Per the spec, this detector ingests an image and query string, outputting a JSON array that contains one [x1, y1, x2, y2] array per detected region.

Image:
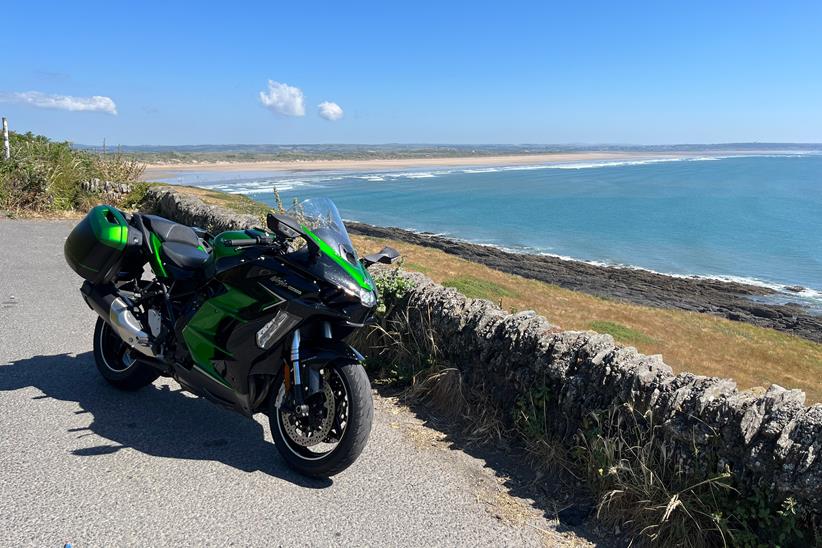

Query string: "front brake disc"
[[280, 378, 336, 447]]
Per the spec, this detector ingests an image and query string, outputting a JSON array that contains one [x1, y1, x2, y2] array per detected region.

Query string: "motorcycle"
[[64, 197, 399, 477]]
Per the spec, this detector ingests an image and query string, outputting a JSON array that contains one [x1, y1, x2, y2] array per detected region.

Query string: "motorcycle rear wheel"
[[269, 361, 373, 477], [92, 318, 159, 391]]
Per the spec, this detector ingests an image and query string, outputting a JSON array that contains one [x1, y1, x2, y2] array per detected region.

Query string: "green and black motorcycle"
[[64, 197, 399, 477]]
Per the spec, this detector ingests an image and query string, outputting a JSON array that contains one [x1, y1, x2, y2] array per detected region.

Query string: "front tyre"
[[269, 361, 373, 477], [92, 318, 159, 391]]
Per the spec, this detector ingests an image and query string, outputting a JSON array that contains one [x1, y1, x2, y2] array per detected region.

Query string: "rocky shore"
[[347, 222, 822, 343]]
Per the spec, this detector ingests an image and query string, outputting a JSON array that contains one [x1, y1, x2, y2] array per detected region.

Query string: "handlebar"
[[223, 235, 275, 247]]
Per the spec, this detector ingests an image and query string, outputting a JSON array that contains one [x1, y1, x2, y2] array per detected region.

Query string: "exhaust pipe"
[[80, 281, 157, 357]]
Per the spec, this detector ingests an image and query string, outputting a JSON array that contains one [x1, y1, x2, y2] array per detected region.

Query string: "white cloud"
[[259, 80, 305, 117], [318, 101, 344, 121], [0, 91, 117, 114]]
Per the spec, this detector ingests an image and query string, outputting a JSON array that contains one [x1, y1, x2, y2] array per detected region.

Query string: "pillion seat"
[[143, 215, 210, 270]]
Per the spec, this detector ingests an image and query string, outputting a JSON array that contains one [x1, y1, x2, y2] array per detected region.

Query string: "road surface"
[[0, 218, 590, 547]]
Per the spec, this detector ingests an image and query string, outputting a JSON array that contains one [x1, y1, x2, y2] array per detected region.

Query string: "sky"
[[1, 1, 821, 146]]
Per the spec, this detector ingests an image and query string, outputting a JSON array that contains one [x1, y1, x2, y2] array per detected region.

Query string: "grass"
[[588, 320, 656, 345], [351, 234, 822, 403], [574, 407, 737, 547], [442, 276, 518, 300]]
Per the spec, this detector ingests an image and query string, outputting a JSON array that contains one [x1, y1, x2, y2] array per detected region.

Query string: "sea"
[[156, 154, 822, 314]]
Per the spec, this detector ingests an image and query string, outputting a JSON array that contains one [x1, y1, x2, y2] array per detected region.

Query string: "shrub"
[[0, 131, 145, 213]]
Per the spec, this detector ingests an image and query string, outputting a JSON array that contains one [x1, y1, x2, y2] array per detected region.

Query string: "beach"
[[143, 150, 707, 178]]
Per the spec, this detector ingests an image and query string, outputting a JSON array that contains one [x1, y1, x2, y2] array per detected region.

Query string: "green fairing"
[[148, 232, 168, 278], [302, 227, 373, 291], [182, 285, 256, 386], [88, 205, 128, 250]]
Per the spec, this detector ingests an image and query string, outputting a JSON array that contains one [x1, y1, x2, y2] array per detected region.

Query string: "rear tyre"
[[269, 361, 373, 477], [92, 318, 159, 391]]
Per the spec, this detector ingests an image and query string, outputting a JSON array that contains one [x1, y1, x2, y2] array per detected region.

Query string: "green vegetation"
[[403, 262, 431, 274], [588, 320, 656, 345], [442, 275, 518, 300], [0, 132, 145, 213], [352, 269, 426, 384]]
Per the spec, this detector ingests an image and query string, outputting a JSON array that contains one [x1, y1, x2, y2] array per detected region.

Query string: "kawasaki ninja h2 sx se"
[[64, 197, 399, 477]]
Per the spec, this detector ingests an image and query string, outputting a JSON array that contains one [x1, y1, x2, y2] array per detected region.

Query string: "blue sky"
[[1, 1, 821, 145]]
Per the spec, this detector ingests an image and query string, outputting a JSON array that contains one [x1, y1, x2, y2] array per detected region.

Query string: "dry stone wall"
[[378, 269, 821, 522]]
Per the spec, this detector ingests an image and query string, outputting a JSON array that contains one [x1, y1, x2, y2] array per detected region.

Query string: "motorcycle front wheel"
[[269, 361, 373, 477]]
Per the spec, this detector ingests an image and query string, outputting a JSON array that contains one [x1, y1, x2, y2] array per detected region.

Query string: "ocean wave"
[[200, 177, 316, 194], [462, 167, 501, 173], [403, 172, 438, 179], [380, 171, 446, 179]]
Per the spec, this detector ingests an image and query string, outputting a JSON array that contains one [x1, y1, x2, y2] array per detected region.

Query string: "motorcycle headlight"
[[359, 287, 376, 308]]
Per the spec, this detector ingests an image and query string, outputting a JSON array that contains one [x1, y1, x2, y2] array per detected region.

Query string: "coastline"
[[143, 150, 702, 178], [347, 221, 822, 344]]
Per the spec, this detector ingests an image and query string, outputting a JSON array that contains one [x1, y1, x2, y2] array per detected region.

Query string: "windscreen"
[[288, 198, 359, 266]]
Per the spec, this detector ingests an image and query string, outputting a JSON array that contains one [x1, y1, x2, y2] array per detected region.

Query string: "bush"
[[0, 131, 145, 213]]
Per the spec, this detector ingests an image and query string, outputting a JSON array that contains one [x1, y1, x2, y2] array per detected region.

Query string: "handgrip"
[[223, 235, 274, 247], [223, 238, 259, 247]]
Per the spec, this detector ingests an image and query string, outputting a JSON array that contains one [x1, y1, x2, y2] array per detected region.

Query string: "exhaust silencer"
[[80, 281, 157, 357]]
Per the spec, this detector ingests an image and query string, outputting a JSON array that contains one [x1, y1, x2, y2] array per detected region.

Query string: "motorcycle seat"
[[162, 241, 210, 269], [143, 215, 209, 270]]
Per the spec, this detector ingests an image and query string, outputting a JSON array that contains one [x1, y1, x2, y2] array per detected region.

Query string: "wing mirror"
[[362, 246, 401, 267], [266, 213, 301, 240]]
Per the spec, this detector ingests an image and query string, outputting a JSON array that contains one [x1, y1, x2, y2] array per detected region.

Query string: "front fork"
[[289, 323, 331, 416]]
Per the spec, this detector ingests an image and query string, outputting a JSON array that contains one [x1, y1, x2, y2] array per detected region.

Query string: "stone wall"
[[142, 186, 821, 530], [377, 268, 821, 526], [142, 186, 260, 234]]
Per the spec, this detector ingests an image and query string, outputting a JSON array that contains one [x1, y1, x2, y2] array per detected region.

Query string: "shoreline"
[[143, 150, 718, 178], [346, 221, 822, 344]]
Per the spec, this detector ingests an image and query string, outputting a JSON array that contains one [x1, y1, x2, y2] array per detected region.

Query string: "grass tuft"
[[588, 320, 656, 345], [442, 275, 518, 300], [575, 407, 734, 547]]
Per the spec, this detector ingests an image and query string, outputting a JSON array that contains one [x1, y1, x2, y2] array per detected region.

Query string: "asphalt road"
[[0, 219, 588, 547]]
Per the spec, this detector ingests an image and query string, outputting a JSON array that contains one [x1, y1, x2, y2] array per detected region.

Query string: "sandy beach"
[[142, 151, 695, 179]]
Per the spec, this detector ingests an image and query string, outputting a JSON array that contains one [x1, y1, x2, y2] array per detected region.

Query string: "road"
[[0, 219, 590, 547]]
